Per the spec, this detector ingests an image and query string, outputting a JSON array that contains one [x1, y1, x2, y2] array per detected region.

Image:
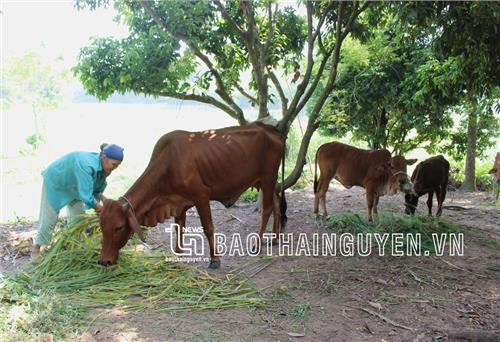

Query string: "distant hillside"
[[72, 85, 281, 111]]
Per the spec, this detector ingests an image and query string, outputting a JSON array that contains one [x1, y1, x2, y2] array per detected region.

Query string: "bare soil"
[[1, 185, 499, 342]]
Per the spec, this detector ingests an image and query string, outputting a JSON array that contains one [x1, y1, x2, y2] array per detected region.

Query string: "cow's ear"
[[125, 210, 145, 242], [406, 158, 418, 165]]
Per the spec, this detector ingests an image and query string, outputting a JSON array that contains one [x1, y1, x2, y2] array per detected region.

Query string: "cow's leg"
[[427, 191, 434, 216], [174, 208, 188, 254], [313, 180, 320, 214], [317, 175, 331, 217], [366, 189, 375, 222], [195, 199, 220, 269], [256, 186, 275, 250], [373, 195, 380, 216], [437, 185, 446, 216], [271, 193, 281, 245]]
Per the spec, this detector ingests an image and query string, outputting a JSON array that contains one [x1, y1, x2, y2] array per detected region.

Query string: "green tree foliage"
[[313, 1, 499, 189], [397, 1, 499, 97], [440, 96, 500, 163], [396, 1, 500, 191], [2, 52, 67, 150], [74, 0, 372, 188], [314, 32, 456, 155]]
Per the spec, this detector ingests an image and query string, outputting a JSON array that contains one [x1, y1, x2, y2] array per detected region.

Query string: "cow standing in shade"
[[404, 155, 450, 216], [98, 123, 287, 269], [313, 142, 416, 221]]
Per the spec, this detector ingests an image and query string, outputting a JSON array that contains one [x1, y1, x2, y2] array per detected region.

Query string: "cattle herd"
[[97, 123, 500, 269]]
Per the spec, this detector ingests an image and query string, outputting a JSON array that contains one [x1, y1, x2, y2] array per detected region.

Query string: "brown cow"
[[313, 142, 416, 221], [404, 155, 450, 216], [98, 123, 287, 269], [490, 152, 500, 200]]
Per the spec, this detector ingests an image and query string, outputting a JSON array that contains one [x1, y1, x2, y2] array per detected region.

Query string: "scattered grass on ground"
[[325, 211, 463, 254], [0, 216, 267, 340]]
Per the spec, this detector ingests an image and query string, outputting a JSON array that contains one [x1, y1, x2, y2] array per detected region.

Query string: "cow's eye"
[[116, 226, 124, 232]]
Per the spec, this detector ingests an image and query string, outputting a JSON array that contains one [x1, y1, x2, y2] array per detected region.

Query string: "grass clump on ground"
[[325, 211, 463, 254], [0, 216, 266, 340]]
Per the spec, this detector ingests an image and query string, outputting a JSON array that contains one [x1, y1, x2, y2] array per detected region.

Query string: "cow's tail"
[[313, 148, 319, 194], [280, 140, 288, 232]]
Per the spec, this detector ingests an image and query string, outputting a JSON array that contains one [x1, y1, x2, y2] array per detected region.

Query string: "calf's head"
[[389, 156, 417, 193], [404, 193, 419, 215], [98, 199, 145, 266]]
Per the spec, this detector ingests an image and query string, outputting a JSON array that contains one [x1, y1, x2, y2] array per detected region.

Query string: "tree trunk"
[[461, 104, 478, 192], [372, 109, 387, 149]]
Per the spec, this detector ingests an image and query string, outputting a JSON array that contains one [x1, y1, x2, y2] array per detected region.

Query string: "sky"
[[0, 1, 240, 221], [1, 1, 128, 68]]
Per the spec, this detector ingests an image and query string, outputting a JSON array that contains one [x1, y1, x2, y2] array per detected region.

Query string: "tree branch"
[[267, 67, 288, 116], [341, 1, 370, 41], [263, 1, 277, 55], [213, 0, 247, 40], [292, 47, 334, 122], [312, 0, 336, 43], [139, 0, 246, 124], [234, 83, 257, 105], [241, 0, 269, 119], [283, 1, 347, 188], [279, 0, 314, 132], [155, 91, 243, 123]]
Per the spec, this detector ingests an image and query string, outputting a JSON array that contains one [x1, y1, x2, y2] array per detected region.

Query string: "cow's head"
[[389, 156, 417, 194], [404, 193, 419, 215], [98, 199, 145, 266]]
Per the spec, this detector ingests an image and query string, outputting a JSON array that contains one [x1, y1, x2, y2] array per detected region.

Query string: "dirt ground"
[[1, 185, 499, 342]]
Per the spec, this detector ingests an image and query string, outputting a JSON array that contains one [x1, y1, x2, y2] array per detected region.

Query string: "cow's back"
[[412, 155, 450, 194], [150, 123, 283, 200], [317, 142, 391, 187]]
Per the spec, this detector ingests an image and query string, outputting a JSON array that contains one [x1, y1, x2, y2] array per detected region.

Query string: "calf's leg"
[[316, 174, 331, 217], [373, 195, 380, 215], [426, 192, 434, 216], [365, 189, 375, 222], [437, 185, 447, 216]]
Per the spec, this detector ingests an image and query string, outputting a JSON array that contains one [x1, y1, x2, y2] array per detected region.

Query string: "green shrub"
[[449, 161, 495, 190], [240, 188, 259, 202]]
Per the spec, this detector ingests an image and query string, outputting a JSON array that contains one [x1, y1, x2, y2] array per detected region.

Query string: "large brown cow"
[[490, 152, 500, 200], [404, 155, 450, 216], [98, 123, 287, 269], [313, 142, 416, 221]]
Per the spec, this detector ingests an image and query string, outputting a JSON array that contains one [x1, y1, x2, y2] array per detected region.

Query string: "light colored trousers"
[[35, 184, 86, 245]]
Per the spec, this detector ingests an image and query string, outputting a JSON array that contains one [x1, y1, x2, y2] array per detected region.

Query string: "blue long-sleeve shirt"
[[41, 152, 108, 212]]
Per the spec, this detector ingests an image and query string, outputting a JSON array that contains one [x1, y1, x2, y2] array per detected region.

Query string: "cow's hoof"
[[208, 260, 221, 269]]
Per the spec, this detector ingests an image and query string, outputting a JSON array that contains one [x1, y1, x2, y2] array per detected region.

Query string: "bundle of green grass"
[[0, 216, 265, 340], [325, 211, 463, 253]]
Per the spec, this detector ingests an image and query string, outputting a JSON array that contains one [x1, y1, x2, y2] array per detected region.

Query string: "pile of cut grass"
[[325, 211, 463, 253], [0, 216, 266, 340]]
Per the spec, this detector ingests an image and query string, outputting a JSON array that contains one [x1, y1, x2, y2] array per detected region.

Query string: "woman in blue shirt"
[[31, 143, 124, 257]]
